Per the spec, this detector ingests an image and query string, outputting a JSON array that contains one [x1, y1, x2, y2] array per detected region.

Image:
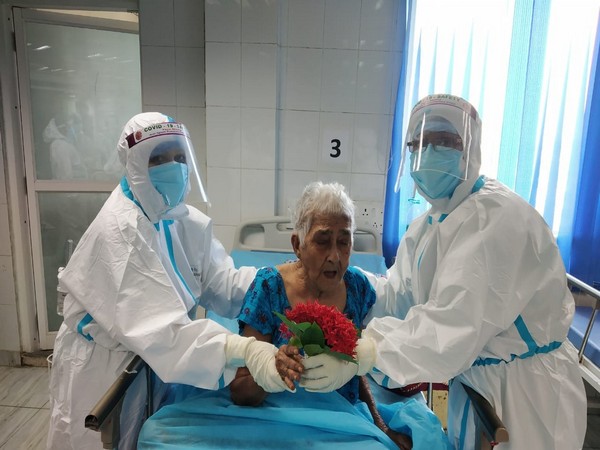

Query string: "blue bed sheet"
[[139, 386, 450, 450]]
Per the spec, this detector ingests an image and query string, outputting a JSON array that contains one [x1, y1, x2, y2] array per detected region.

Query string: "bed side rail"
[[461, 383, 509, 448], [233, 216, 382, 254], [567, 274, 600, 363], [85, 355, 148, 449]]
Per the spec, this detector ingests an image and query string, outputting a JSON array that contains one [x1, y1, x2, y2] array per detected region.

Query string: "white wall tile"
[[206, 106, 241, 168], [352, 113, 391, 175], [205, 43, 241, 107], [143, 104, 178, 119], [318, 112, 354, 172], [0, 256, 16, 305], [320, 49, 357, 113], [324, 0, 360, 49], [0, 208, 11, 256], [205, 0, 241, 43], [207, 167, 241, 225], [241, 108, 276, 170], [356, 50, 394, 114], [287, 0, 325, 48], [350, 172, 385, 201], [359, 0, 397, 51], [276, 170, 318, 216], [283, 48, 322, 111], [139, 0, 175, 47], [280, 110, 319, 171], [174, 0, 204, 47], [0, 305, 20, 350], [213, 225, 237, 253], [176, 47, 205, 107], [241, 44, 276, 108], [241, 169, 275, 219], [242, 0, 278, 44], [316, 171, 351, 189], [141, 46, 176, 106]]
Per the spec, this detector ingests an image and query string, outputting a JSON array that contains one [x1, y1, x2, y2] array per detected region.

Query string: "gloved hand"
[[225, 334, 294, 393], [300, 337, 377, 392]]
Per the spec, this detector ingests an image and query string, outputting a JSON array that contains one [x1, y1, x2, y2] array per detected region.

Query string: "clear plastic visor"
[[399, 113, 470, 182], [125, 122, 209, 205]]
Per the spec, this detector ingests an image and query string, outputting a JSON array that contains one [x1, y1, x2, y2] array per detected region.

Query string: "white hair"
[[292, 181, 356, 245]]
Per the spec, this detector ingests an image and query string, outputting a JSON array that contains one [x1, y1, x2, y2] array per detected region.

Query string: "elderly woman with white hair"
[[137, 181, 449, 450]]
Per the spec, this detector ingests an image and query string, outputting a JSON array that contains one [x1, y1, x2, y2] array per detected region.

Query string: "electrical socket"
[[355, 201, 384, 233]]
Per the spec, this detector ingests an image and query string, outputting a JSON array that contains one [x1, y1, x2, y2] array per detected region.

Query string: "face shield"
[[396, 95, 479, 205], [123, 120, 209, 222]]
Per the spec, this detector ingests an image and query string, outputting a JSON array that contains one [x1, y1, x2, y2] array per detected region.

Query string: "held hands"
[[225, 335, 303, 393], [300, 337, 377, 392]]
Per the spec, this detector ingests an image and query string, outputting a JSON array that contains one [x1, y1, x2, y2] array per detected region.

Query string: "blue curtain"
[[382, 0, 412, 268], [383, 0, 600, 286], [567, 14, 600, 287]]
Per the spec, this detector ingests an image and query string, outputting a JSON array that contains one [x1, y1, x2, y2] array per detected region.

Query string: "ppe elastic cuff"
[[225, 334, 255, 368], [356, 337, 377, 376]]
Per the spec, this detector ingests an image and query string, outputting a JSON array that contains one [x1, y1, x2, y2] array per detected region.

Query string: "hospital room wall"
[[139, 0, 404, 252]]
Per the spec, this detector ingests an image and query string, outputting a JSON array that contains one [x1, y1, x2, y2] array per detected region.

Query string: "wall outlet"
[[355, 201, 384, 233]]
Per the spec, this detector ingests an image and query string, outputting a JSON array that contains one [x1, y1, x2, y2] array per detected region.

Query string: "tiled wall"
[[204, 0, 403, 250], [138, 0, 209, 211], [140, 0, 403, 250]]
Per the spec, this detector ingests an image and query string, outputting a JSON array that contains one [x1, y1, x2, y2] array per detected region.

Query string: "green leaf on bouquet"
[[273, 311, 306, 337], [301, 322, 325, 347], [303, 343, 325, 356], [289, 336, 302, 348]]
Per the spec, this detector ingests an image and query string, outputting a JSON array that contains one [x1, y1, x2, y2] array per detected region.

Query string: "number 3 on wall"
[[330, 139, 341, 158]]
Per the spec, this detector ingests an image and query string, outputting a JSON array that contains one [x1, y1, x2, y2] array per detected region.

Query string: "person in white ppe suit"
[[301, 94, 587, 449], [47, 112, 301, 450]]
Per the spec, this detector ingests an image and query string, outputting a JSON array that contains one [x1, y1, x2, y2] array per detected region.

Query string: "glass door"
[[13, 8, 142, 349]]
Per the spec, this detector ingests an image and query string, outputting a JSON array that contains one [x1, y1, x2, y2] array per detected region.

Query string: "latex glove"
[[300, 337, 377, 392], [225, 334, 293, 393]]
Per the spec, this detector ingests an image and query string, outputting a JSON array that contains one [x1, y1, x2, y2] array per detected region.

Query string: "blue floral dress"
[[238, 265, 376, 404]]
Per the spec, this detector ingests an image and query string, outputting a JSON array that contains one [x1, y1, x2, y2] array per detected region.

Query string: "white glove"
[[300, 337, 377, 392], [225, 334, 293, 393]]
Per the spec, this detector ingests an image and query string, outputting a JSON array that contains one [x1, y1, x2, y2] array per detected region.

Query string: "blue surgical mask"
[[148, 161, 189, 208], [410, 145, 463, 199]]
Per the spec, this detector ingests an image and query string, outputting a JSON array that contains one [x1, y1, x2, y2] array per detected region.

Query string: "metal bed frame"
[[567, 274, 600, 393]]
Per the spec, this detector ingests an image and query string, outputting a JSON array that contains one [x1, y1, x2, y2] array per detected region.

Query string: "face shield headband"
[[125, 122, 209, 208]]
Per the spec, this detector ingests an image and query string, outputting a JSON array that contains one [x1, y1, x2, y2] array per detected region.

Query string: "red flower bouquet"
[[274, 301, 359, 363]]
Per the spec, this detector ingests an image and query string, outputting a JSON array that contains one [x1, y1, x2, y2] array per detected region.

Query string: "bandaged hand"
[[225, 334, 297, 393], [300, 337, 377, 392]]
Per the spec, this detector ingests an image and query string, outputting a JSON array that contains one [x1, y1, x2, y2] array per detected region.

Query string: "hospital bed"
[[85, 216, 509, 449], [566, 274, 600, 394]]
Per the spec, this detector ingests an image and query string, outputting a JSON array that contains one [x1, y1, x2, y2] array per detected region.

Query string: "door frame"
[[1, 1, 137, 351]]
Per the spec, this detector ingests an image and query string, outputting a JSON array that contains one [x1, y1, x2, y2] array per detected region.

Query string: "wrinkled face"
[[294, 213, 352, 294]]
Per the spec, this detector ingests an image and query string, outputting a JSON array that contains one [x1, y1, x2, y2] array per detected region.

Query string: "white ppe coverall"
[[364, 94, 587, 450], [47, 113, 256, 450]]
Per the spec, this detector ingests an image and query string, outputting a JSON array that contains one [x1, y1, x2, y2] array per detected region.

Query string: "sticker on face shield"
[[126, 122, 189, 149]]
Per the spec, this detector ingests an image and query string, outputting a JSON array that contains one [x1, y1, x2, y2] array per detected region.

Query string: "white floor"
[[0, 364, 599, 450], [0, 366, 49, 449]]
